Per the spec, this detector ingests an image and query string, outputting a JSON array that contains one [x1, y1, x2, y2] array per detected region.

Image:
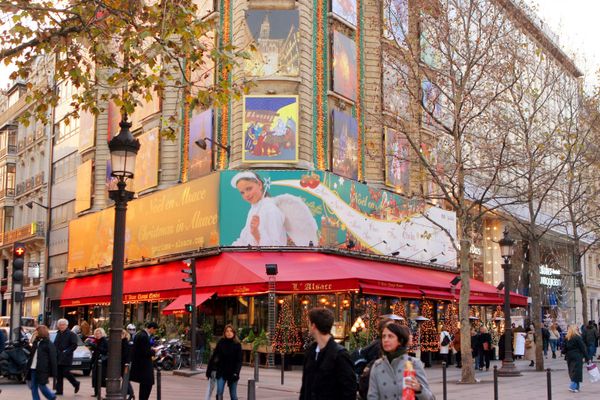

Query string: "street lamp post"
[[105, 115, 140, 400], [497, 227, 521, 377]]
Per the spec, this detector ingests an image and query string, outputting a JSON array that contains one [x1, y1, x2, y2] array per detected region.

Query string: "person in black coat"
[[206, 324, 242, 400], [53, 318, 80, 395], [130, 322, 158, 400], [476, 326, 492, 371], [26, 325, 58, 400], [121, 329, 134, 400], [565, 324, 590, 393], [300, 308, 357, 400], [87, 328, 108, 397]]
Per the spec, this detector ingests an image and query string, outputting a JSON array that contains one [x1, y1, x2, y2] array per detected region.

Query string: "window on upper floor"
[[52, 152, 78, 184], [49, 253, 68, 279], [6, 164, 15, 191], [50, 201, 75, 228], [3, 206, 13, 232], [54, 117, 80, 145]]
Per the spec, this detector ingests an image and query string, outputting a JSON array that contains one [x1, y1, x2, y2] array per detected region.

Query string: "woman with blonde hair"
[[26, 325, 57, 400], [564, 324, 589, 393], [88, 327, 108, 397]]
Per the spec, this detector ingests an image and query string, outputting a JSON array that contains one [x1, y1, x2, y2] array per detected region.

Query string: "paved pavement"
[[1, 356, 598, 399]]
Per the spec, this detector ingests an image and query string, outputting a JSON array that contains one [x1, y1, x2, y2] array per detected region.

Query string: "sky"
[[1, 2, 599, 90]]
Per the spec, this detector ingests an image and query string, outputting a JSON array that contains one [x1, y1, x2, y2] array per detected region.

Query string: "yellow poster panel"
[[74, 160, 93, 214], [132, 128, 159, 193], [68, 173, 220, 272]]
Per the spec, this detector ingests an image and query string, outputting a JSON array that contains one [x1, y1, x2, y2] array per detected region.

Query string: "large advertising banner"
[[220, 170, 457, 267], [68, 173, 220, 272]]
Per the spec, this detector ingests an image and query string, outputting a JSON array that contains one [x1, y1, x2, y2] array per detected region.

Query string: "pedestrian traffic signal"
[[185, 303, 194, 313], [12, 242, 25, 283], [182, 258, 196, 286]]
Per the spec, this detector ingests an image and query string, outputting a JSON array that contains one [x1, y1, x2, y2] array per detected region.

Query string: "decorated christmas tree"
[[273, 300, 302, 354], [420, 300, 439, 352], [442, 302, 459, 337], [392, 300, 408, 326], [364, 299, 380, 343]]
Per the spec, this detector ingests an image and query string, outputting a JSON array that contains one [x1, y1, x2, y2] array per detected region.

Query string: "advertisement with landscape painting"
[[188, 108, 214, 179], [244, 10, 299, 78], [242, 95, 298, 163], [220, 170, 456, 267], [332, 0, 357, 26], [331, 109, 359, 180], [332, 31, 357, 101], [384, 127, 411, 193]]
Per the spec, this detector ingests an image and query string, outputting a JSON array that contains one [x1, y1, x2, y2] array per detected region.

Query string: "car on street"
[[0, 316, 36, 340], [49, 330, 92, 376]]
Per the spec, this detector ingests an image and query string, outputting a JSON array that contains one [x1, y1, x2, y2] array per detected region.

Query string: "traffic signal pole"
[[10, 243, 26, 343], [182, 259, 197, 371]]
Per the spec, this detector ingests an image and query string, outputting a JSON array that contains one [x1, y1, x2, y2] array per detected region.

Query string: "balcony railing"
[[15, 171, 45, 196], [0, 188, 15, 200], [0, 221, 45, 246]]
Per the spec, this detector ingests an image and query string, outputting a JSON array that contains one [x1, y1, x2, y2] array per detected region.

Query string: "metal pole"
[[156, 368, 162, 400], [546, 369, 552, 400], [497, 258, 521, 376], [190, 259, 197, 371], [254, 351, 259, 382], [267, 276, 276, 367], [96, 358, 103, 400], [493, 365, 498, 400], [247, 379, 256, 400], [442, 361, 447, 400], [106, 179, 134, 399], [281, 353, 285, 385]]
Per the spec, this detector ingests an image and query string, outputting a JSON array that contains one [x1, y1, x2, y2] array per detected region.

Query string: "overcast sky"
[[1, 2, 598, 90]]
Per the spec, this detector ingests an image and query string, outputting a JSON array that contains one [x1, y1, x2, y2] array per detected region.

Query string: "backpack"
[[441, 333, 451, 347]]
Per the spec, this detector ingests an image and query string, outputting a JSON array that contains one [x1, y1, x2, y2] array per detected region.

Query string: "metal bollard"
[[546, 369, 552, 400], [96, 358, 102, 400], [442, 361, 447, 400], [280, 353, 285, 385], [156, 368, 162, 400], [247, 379, 256, 400], [493, 365, 498, 400], [254, 351, 259, 383]]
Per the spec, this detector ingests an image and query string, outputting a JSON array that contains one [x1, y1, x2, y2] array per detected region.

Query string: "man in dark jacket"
[[582, 320, 599, 360], [300, 308, 357, 400], [0, 328, 6, 353], [130, 321, 158, 400], [53, 318, 80, 395]]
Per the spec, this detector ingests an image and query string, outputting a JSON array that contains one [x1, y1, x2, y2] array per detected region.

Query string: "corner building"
[[52, 0, 535, 363]]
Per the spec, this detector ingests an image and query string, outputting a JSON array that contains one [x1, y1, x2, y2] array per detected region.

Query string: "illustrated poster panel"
[[220, 170, 457, 267], [332, 0, 357, 26], [383, 0, 408, 46], [332, 31, 357, 101], [331, 110, 358, 180], [244, 10, 299, 78], [422, 80, 442, 128], [242, 95, 298, 163], [133, 128, 159, 193], [193, 0, 215, 18], [384, 127, 410, 194], [188, 108, 213, 179], [382, 49, 410, 117]]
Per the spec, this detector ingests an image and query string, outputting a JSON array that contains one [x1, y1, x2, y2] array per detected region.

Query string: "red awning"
[[61, 252, 528, 307], [162, 292, 214, 315]]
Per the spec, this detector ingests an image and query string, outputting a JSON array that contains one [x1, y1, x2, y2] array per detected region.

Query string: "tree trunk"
[[573, 241, 588, 324], [459, 238, 476, 383], [528, 237, 544, 371]]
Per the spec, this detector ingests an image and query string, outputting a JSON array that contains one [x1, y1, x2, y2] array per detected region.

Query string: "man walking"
[[130, 321, 158, 400], [582, 320, 599, 361], [53, 318, 80, 395], [300, 308, 356, 400]]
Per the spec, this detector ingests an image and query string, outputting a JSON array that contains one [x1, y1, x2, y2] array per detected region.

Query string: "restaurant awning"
[[61, 251, 527, 307], [161, 292, 214, 315]]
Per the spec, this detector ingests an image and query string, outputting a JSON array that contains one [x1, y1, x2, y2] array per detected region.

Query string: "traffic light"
[[12, 242, 25, 283], [185, 304, 194, 313], [182, 258, 196, 286]]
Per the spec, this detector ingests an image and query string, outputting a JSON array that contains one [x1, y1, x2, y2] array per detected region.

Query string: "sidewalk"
[[0, 356, 597, 399]]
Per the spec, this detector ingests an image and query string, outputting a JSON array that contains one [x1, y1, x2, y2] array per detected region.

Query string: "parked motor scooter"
[[152, 339, 175, 371], [0, 337, 30, 382]]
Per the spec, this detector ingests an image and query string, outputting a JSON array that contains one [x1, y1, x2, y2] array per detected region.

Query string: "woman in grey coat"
[[368, 323, 435, 400]]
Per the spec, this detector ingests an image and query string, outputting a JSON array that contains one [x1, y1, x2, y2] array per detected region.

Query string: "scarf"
[[384, 346, 408, 363]]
